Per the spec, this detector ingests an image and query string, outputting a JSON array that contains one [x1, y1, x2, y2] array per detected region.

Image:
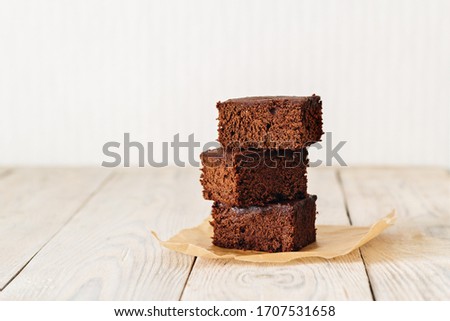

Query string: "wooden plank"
[[0, 168, 111, 290], [181, 167, 373, 300], [0, 167, 210, 300], [340, 167, 450, 300]]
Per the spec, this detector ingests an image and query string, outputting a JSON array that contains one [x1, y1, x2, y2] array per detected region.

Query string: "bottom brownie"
[[211, 195, 317, 252]]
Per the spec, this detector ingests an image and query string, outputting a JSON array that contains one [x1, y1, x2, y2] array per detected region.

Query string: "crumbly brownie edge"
[[217, 96, 323, 149], [211, 196, 317, 252], [200, 148, 309, 207]]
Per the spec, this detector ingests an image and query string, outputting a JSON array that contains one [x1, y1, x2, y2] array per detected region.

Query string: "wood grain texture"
[[181, 167, 373, 300], [1, 167, 447, 301], [0, 168, 110, 290], [0, 167, 210, 300], [340, 167, 450, 300]]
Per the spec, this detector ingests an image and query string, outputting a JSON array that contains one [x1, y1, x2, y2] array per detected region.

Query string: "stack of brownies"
[[200, 96, 323, 252]]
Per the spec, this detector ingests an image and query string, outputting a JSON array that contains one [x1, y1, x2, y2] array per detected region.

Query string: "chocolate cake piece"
[[200, 147, 308, 207], [211, 195, 317, 252], [217, 95, 323, 149]]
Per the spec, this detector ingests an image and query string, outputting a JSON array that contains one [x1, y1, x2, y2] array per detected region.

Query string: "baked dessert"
[[211, 195, 317, 252], [217, 95, 323, 149], [200, 147, 308, 207]]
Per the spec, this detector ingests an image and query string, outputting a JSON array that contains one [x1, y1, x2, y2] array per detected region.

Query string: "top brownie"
[[217, 95, 323, 149]]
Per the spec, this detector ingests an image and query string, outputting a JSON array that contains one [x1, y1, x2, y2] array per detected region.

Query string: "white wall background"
[[0, 0, 448, 167]]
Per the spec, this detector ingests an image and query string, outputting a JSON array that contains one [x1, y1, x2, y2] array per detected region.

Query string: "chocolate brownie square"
[[200, 148, 308, 207], [217, 95, 323, 149], [211, 195, 317, 252]]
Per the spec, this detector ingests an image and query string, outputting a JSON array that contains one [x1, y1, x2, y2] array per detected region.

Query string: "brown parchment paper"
[[151, 210, 396, 263]]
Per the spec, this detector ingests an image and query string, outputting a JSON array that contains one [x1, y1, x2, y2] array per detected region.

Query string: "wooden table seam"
[[336, 169, 376, 301], [179, 257, 197, 301]]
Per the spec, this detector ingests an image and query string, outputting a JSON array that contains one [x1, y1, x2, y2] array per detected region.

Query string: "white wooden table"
[[0, 167, 448, 300]]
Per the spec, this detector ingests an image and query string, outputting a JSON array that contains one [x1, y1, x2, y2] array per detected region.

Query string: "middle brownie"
[[200, 147, 308, 207]]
